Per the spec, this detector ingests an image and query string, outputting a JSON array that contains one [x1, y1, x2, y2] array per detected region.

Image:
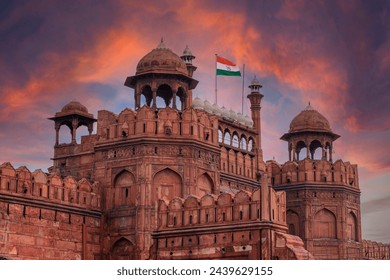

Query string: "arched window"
[[296, 141, 307, 160], [248, 138, 254, 152], [58, 125, 72, 144], [232, 134, 239, 148], [313, 209, 337, 239], [156, 84, 173, 108], [218, 129, 223, 143], [240, 137, 247, 150], [224, 131, 231, 145], [310, 140, 323, 160]]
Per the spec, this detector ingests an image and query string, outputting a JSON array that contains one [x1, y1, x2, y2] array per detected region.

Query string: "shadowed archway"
[[110, 238, 136, 260]]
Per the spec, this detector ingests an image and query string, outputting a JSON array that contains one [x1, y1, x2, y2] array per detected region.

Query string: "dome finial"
[[156, 37, 166, 49], [249, 75, 262, 92], [305, 101, 314, 111], [181, 45, 195, 63]]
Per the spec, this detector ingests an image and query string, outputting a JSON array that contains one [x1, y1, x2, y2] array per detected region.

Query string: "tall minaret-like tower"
[[180, 45, 197, 109], [247, 76, 265, 171], [180, 45, 197, 77]]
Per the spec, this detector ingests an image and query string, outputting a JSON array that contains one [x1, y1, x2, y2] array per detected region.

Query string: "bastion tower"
[[267, 104, 362, 259], [46, 40, 305, 260]]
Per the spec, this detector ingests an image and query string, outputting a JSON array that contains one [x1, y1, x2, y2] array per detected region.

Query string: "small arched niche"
[[110, 238, 136, 260], [153, 168, 182, 200], [113, 171, 136, 208], [197, 173, 214, 196]]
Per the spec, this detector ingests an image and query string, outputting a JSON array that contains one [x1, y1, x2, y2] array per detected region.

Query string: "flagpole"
[[241, 63, 245, 114], [215, 54, 218, 104]]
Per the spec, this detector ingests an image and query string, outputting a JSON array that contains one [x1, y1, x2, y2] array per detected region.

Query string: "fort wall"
[[0, 163, 102, 260], [362, 240, 390, 260]]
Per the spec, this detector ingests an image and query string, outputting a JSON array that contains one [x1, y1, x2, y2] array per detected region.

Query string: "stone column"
[[71, 118, 78, 144], [260, 172, 270, 221], [135, 92, 141, 109], [329, 144, 333, 162], [306, 145, 310, 159], [181, 95, 186, 110], [88, 123, 93, 135], [288, 145, 292, 161], [322, 147, 326, 160], [172, 89, 177, 109], [55, 123, 60, 146], [152, 88, 157, 109]]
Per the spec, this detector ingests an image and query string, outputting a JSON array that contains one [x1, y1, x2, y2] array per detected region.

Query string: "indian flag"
[[216, 55, 241, 76]]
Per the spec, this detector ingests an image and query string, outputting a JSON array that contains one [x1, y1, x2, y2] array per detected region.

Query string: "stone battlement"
[[0, 162, 100, 211], [157, 188, 286, 229], [96, 106, 218, 144], [362, 240, 390, 260], [266, 158, 359, 189]]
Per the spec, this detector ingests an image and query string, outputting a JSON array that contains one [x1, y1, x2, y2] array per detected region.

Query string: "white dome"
[[244, 115, 253, 127], [212, 103, 222, 116], [237, 113, 246, 125], [229, 109, 238, 121], [221, 106, 230, 118], [193, 97, 203, 109], [204, 100, 213, 113]]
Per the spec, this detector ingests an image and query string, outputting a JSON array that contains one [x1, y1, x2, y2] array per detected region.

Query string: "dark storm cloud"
[[0, 1, 120, 87], [240, 0, 390, 131]]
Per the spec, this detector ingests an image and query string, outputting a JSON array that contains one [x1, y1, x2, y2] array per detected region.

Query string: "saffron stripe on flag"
[[216, 55, 236, 66]]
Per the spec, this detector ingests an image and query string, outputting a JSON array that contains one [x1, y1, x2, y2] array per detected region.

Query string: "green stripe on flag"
[[216, 69, 241, 76]]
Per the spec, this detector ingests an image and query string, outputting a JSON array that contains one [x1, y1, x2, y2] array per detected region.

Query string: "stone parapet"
[[0, 162, 101, 211], [362, 240, 390, 260], [267, 158, 359, 189], [157, 189, 286, 229]]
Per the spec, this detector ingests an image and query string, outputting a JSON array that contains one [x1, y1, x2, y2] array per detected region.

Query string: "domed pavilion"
[[280, 103, 340, 162], [124, 39, 198, 110], [49, 100, 96, 145]]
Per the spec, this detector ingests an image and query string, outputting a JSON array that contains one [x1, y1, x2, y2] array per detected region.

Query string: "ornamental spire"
[[156, 37, 166, 49]]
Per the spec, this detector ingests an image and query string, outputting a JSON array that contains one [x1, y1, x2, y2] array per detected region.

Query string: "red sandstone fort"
[[0, 41, 388, 260]]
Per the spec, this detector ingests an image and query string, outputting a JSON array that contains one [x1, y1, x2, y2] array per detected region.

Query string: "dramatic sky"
[[0, 0, 389, 242]]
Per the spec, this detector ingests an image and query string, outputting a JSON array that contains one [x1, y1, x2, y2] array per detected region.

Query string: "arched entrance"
[[111, 238, 136, 260]]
